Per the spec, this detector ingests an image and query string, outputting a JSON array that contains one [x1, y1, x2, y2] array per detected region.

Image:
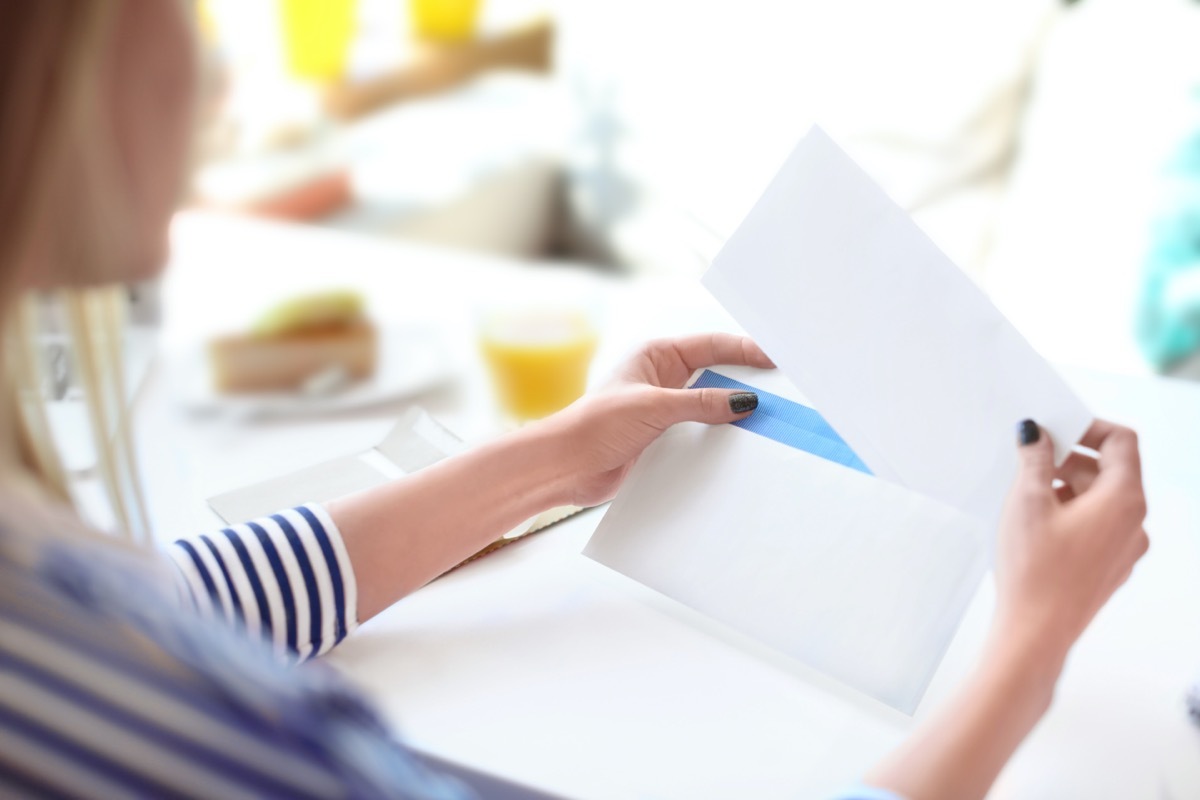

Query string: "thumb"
[[653, 386, 759, 427], [1015, 418, 1055, 490]]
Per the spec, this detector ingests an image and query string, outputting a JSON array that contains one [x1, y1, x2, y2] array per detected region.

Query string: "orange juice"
[[409, 0, 481, 42], [279, 0, 357, 81], [480, 312, 597, 421]]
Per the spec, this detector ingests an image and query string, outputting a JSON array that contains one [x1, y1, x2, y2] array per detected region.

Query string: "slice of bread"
[[209, 320, 377, 393]]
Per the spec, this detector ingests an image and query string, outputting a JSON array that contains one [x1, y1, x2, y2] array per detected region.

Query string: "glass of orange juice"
[[409, 0, 482, 43], [479, 303, 598, 423], [279, 0, 358, 82]]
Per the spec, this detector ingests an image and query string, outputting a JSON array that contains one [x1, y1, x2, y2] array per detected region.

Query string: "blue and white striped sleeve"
[[165, 503, 358, 661]]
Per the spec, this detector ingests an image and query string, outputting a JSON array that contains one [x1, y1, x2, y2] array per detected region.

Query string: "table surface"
[[139, 212, 1200, 799]]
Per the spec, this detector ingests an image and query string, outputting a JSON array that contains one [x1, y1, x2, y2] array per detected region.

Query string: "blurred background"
[[54, 0, 1200, 523], [181, 0, 1200, 369]]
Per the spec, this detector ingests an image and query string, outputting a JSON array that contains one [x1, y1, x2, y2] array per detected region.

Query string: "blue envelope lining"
[[690, 370, 872, 475]]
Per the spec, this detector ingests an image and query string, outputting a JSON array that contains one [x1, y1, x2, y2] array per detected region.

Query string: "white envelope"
[[208, 407, 466, 523], [585, 128, 1094, 712], [584, 366, 988, 713]]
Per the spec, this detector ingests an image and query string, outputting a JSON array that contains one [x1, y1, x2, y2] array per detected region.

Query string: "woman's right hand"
[[992, 418, 1149, 671]]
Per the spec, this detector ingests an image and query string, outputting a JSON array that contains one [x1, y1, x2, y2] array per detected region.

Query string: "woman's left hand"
[[538, 333, 774, 508], [334, 332, 773, 618]]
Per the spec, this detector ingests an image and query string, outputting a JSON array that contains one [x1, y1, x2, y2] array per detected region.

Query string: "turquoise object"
[[1137, 97, 1200, 371]]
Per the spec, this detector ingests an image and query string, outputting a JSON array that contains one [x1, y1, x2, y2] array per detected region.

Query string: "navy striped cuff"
[[167, 504, 358, 661]]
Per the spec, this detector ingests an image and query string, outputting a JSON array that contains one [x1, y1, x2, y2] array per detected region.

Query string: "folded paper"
[[586, 127, 1093, 712], [702, 126, 1092, 526]]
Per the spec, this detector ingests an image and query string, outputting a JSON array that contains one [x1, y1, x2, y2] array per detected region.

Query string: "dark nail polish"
[[729, 392, 758, 414], [1017, 419, 1039, 446]]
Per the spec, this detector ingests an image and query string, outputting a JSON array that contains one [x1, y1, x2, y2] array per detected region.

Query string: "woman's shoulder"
[[0, 484, 187, 676], [0, 482, 178, 609], [0, 480, 139, 551]]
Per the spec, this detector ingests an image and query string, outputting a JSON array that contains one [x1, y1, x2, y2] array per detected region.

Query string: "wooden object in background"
[[323, 16, 553, 120]]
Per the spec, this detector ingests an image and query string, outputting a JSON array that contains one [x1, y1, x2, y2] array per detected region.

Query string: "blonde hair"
[[0, 3, 150, 541]]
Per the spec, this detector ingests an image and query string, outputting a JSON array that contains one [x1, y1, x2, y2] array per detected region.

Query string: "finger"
[[1015, 419, 1056, 493], [1078, 418, 1121, 451], [628, 334, 772, 388], [1054, 479, 1076, 503], [651, 386, 759, 427], [1091, 423, 1144, 492], [1057, 450, 1100, 497], [1134, 526, 1150, 560], [1108, 527, 1150, 591], [665, 333, 775, 377]]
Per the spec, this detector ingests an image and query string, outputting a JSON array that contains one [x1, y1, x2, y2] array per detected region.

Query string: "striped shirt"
[[0, 492, 905, 799], [0, 493, 469, 799]]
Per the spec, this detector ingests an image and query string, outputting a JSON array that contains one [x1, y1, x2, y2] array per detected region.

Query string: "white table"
[[141, 212, 1200, 799]]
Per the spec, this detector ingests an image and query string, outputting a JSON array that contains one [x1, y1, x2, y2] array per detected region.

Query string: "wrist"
[[980, 615, 1068, 710], [502, 418, 577, 510]]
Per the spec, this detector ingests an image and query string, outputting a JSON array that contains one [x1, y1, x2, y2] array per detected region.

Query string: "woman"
[[0, 3, 1149, 799]]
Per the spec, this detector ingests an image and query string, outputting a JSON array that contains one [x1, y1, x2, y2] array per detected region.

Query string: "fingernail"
[[1017, 419, 1039, 446], [729, 392, 758, 414]]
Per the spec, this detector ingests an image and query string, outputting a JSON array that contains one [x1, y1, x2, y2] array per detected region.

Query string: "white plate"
[[173, 326, 456, 418]]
